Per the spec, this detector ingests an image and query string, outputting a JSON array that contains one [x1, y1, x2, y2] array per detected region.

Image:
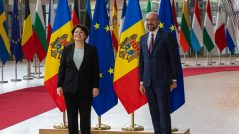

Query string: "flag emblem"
[[119, 34, 139, 62], [49, 34, 71, 59]]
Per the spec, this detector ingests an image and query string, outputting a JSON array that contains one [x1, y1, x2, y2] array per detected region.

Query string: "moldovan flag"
[[191, 0, 203, 52], [203, 0, 215, 52], [0, 0, 10, 65], [47, 0, 54, 47], [112, 0, 119, 52], [158, 0, 185, 113], [226, 16, 236, 52], [179, 0, 191, 53], [44, 0, 73, 112], [21, 0, 35, 61], [215, 0, 226, 52], [114, 0, 147, 114], [33, 0, 47, 62]]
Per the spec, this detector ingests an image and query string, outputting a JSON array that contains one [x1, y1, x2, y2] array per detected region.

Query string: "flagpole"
[[218, 51, 224, 65], [205, 51, 212, 65], [23, 61, 33, 80], [11, 63, 22, 82], [34, 59, 44, 79], [227, 51, 235, 64], [53, 111, 68, 129], [0, 62, 8, 83], [195, 52, 200, 66], [38, 60, 44, 78], [92, 116, 111, 130], [34, 55, 38, 75], [122, 112, 144, 131], [183, 53, 189, 66]]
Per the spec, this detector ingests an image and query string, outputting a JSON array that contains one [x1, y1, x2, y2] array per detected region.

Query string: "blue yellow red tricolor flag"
[[0, 0, 10, 65], [89, 0, 118, 116], [114, 0, 147, 114], [158, 0, 185, 113], [44, 0, 73, 112]]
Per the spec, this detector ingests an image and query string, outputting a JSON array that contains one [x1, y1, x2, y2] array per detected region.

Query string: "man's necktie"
[[149, 33, 154, 54]]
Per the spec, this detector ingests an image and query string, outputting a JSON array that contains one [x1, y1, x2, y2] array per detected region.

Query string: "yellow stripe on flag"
[[0, 13, 10, 54], [114, 20, 145, 81], [21, 16, 33, 46], [44, 21, 73, 81]]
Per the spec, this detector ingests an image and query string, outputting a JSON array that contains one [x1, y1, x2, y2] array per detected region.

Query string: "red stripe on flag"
[[44, 74, 66, 112], [114, 68, 147, 114], [47, 24, 52, 47], [195, 0, 201, 27], [72, 11, 80, 27], [112, 33, 118, 52], [22, 36, 35, 61], [179, 30, 190, 53], [206, 0, 213, 22], [215, 24, 226, 52]]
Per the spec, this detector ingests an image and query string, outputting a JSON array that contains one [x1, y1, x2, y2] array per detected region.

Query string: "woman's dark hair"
[[71, 24, 89, 38]]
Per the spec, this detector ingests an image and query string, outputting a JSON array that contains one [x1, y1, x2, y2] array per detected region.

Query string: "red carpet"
[[1, 66, 239, 129], [183, 66, 239, 77], [0, 86, 56, 129]]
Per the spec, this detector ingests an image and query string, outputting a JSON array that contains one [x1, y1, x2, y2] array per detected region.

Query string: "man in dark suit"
[[139, 12, 179, 134]]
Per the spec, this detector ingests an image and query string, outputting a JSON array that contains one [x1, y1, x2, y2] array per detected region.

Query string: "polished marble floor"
[[1, 57, 239, 134]]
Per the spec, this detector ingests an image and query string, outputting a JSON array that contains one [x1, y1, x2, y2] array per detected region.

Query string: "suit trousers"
[[145, 85, 171, 134], [64, 90, 92, 134]]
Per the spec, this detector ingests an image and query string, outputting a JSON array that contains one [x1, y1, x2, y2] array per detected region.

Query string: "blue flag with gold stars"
[[89, 0, 118, 116], [158, 0, 185, 113], [10, 0, 23, 63]]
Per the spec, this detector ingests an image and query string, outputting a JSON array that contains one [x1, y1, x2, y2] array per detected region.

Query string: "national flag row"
[[0, 0, 88, 65], [177, 0, 237, 55], [44, 0, 185, 117], [1, 0, 48, 65]]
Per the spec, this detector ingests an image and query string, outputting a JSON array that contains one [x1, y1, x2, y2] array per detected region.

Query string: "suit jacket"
[[57, 43, 99, 94], [139, 29, 179, 87]]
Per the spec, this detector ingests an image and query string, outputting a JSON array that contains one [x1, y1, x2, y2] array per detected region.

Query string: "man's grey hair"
[[146, 12, 158, 18]]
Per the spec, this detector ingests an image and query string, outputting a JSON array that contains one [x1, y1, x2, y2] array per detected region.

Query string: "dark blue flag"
[[158, 0, 185, 113], [10, 0, 23, 63], [89, 0, 118, 116]]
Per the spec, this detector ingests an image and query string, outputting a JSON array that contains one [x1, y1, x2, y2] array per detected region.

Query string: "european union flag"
[[89, 0, 118, 116], [158, 0, 185, 113], [10, 0, 23, 63]]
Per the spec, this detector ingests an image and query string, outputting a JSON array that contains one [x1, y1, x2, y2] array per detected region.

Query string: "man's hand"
[[140, 84, 146, 95], [57, 87, 63, 96], [92, 88, 99, 97], [170, 81, 177, 90]]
